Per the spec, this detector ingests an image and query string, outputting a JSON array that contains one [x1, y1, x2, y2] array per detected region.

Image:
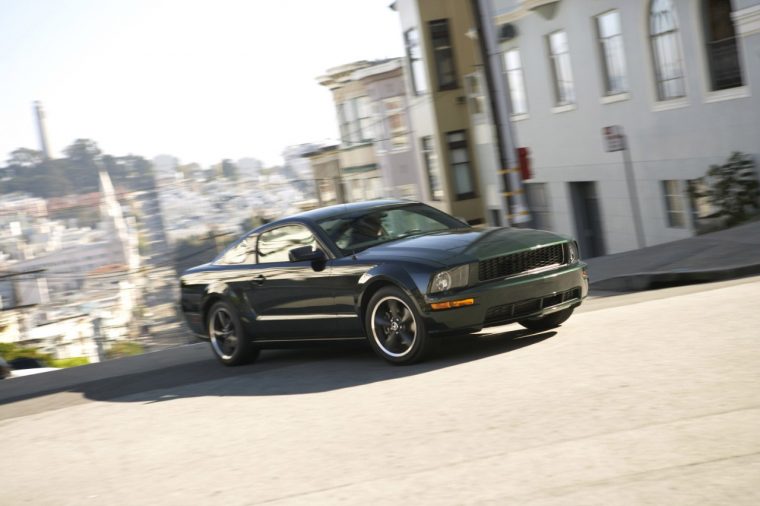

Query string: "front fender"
[[356, 263, 432, 317]]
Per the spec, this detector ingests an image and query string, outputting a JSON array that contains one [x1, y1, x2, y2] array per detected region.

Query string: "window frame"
[[446, 130, 476, 201], [338, 97, 373, 146], [649, 0, 687, 102], [503, 47, 529, 116], [382, 97, 409, 151], [429, 19, 458, 91], [546, 30, 576, 106], [702, 0, 743, 91], [404, 27, 428, 95], [421, 136, 443, 201], [595, 10, 629, 97], [661, 180, 687, 228]]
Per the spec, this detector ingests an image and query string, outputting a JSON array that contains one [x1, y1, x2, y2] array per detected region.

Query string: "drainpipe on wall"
[[472, 0, 532, 227]]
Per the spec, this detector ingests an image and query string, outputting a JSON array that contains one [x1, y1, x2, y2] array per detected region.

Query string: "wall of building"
[[497, 0, 760, 254], [395, 0, 491, 224]]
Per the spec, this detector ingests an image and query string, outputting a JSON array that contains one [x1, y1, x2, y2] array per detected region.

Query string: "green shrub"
[[50, 357, 90, 368], [106, 341, 144, 359], [700, 152, 760, 226], [0, 343, 52, 365]]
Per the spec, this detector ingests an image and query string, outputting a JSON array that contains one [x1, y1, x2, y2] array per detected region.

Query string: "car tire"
[[518, 307, 574, 332], [207, 301, 259, 366], [365, 286, 432, 365]]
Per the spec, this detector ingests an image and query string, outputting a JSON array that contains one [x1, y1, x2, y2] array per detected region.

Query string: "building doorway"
[[569, 181, 605, 258]]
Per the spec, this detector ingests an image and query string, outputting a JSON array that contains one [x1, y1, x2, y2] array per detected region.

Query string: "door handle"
[[253, 274, 266, 285]]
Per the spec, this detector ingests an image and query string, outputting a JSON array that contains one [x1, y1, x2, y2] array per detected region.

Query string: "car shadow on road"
[[1, 327, 556, 407]]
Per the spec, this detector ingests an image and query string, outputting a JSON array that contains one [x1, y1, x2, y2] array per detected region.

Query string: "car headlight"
[[568, 241, 580, 263], [429, 264, 469, 294]]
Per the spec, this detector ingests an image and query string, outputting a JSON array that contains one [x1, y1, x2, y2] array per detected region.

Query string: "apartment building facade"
[[494, 0, 760, 255], [318, 59, 423, 202]]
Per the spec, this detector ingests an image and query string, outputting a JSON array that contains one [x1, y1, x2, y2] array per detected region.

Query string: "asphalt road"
[[1, 277, 759, 505]]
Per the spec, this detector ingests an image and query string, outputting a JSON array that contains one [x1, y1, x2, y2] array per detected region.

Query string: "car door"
[[245, 223, 335, 339]]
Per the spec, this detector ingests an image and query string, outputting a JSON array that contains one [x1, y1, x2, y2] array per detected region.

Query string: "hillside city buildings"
[[1, 0, 759, 364], [0, 170, 140, 362]]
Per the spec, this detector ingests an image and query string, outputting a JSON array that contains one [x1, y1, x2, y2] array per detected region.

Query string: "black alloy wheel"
[[208, 301, 259, 366], [366, 286, 431, 365], [518, 307, 574, 332]]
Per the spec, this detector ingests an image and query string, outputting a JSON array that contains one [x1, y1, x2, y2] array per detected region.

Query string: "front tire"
[[207, 301, 259, 366], [365, 287, 432, 365], [518, 307, 574, 332]]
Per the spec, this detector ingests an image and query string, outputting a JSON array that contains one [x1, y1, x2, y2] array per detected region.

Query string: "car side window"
[[257, 225, 318, 264], [217, 237, 256, 265]]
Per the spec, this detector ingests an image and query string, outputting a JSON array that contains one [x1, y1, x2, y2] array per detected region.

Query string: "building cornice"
[[733, 5, 760, 37], [495, 6, 528, 25]]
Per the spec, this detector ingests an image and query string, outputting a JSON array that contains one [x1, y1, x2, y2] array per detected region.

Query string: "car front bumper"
[[421, 263, 588, 335]]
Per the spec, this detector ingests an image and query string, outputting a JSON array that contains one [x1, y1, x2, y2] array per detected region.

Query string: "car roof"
[[280, 199, 416, 224]]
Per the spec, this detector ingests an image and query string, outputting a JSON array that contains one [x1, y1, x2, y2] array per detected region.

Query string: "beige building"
[[305, 145, 345, 206], [318, 62, 385, 202], [392, 0, 497, 224]]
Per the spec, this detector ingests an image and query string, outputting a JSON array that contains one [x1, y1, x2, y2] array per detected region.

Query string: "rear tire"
[[518, 307, 574, 332], [207, 301, 259, 366], [365, 287, 432, 365]]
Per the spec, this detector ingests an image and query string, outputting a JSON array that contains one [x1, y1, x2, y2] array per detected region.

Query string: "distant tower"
[[33, 101, 51, 160]]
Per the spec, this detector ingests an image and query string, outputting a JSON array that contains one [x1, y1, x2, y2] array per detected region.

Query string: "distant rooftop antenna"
[[33, 101, 51, 160]]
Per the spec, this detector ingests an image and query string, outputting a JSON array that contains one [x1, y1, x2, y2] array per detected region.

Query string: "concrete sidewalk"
[[585, 220, 760, 292]]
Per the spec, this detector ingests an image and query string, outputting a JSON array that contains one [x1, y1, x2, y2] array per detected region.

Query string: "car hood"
[[358, 227, 568, 265]]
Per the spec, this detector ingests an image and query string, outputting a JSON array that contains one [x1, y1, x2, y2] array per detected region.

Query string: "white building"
[[493, 0, 760, 255]]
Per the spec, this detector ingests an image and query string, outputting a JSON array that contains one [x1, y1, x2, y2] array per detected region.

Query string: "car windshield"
[[318, 204, 468, 254]]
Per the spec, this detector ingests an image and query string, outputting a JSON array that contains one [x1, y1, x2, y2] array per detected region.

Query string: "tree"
[[701, 152, 760, 226], [63, 138, 102, 164], [6, 147, 44, 168]]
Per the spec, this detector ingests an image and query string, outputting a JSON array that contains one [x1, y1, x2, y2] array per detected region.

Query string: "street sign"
[[602, 125, 626, 152]]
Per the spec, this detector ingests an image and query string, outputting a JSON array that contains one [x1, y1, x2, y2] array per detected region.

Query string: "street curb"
[[589, 262, 760, 292]]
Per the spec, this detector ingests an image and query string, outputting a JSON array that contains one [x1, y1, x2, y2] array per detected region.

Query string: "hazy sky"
[[0, 0, 404, 167]]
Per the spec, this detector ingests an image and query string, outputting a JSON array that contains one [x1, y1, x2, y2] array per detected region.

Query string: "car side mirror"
[[288, 246, 326, 263]]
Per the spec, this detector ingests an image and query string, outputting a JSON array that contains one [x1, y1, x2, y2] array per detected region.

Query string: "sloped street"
[[1, 276, 758, 505]]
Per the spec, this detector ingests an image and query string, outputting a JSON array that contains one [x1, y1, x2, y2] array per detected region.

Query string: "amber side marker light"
[[430, 298, 475, 311]]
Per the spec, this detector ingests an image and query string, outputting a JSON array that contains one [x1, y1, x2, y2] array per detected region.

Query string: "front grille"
[[478, 243, 566, 282], [484, 287, 581, 325]]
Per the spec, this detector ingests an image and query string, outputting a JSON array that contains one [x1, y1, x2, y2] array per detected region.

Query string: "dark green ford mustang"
[[180, 199, 588, 365]]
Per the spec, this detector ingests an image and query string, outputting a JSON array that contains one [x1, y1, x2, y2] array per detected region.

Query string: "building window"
[[503, 48, 528, 115], [650, 0, 686, 100], [405, 28, 428, 95], [357, 96, 373, 142], [662, 180, 686, 228], [595, 11, 628, 95], [429, 19, 458, 90], [337, 102, 351, 144], [446, 131, 475, 200], [382, 97, 408, 150], [464, 74, 486, 115], [337, 97, 373, 146], [703, 0, 743, 90], [547, 31, 575, 106], [421, 136, 443, 201]]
